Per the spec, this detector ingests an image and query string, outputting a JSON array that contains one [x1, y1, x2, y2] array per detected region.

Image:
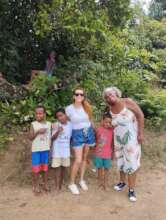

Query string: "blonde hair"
[[73, 87, 93, 120]]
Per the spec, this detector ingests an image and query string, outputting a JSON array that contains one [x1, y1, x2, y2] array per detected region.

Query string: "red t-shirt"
[[94, 126, 113, 159]]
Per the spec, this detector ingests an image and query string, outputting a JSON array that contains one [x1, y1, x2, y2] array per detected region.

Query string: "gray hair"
[[103, 86, 122, 98]]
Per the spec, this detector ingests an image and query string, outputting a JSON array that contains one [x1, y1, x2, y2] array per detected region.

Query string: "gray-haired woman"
[[103, 86, 144, 202]]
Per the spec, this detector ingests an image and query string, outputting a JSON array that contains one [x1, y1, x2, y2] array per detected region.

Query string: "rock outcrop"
[[0, 77, 28, 101]]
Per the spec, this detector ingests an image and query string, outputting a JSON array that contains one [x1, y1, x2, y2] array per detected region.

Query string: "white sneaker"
[[129, 196, 137, 202], [91, 168, 97, 173], [68, 184, 80, 195], [128, 190, 137, 202], [79, 180, 88, 191], [114, 182, 127, 191]]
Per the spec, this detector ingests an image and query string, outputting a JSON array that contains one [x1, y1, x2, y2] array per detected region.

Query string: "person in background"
[[29, 106, 51, 195], [51, 108, 72, 193], [45, 51, 56, 77], [103, 86, 144, 202]]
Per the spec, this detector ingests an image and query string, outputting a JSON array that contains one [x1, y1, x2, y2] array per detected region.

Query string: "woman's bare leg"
[[80, 145, 89, 181], [70, 148, 83, 184]]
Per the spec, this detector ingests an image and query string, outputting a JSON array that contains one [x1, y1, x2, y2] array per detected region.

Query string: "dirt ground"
[[0, 131, 166, 220]]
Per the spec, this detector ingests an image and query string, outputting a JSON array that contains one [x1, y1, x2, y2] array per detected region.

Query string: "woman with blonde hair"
[[103, 86, 144, 202], [66, 87, 95, 195]]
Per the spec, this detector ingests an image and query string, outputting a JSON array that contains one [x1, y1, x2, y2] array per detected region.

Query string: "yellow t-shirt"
[[31, 121, 51, 152]]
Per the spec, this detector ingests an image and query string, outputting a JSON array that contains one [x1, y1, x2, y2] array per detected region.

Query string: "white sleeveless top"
[[65, 104, 91, 130], [31, 121, 51, 152]]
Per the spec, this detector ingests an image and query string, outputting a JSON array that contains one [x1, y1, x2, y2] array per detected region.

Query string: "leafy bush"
[[0, 1, 166, 131], [138, 89, 166, 129], [112, 69, 149, 97], [0, 114, 14, 151], [0, 75, 70, 124]]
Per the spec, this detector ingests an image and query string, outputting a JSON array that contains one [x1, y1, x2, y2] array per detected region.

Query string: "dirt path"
[[1, 164, 166, 220], [0, 132, 166, 220]]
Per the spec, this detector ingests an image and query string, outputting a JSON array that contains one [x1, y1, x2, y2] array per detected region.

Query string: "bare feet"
[[53, 184, 62, 195], [43, 184, 50, 194], [32, 185, 41, 196], [98, 183, 109, 191], [103, 184, 109, 191], [55, 188, 61, 194], [98, 183, 104, 190]]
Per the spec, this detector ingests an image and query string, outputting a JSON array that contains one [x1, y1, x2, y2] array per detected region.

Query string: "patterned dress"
[[110, 107, 141, 174]]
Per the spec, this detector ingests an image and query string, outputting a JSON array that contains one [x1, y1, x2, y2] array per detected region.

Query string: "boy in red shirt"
[[93, 113, 114, 190]]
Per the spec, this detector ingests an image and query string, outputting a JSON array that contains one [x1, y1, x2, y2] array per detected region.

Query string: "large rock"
[[0, 77, 28, 101]]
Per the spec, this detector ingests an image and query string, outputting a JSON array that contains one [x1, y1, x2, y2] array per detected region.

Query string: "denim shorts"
[[71, 126, 95, 148]]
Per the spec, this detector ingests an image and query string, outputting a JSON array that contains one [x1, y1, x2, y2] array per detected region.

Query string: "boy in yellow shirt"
[[29, 106, 51, 195]]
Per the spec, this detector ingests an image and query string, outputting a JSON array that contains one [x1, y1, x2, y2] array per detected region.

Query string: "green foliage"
[[149, 0, 166, 20], [0, 1, 36, 82], [144, 19, 166, 49], [0, 75, 68, 124], [113, 69, 149, 98], [138, 89, 166, 129], [99, 0, 131, 28], [0, 114, 14, 150], [0, 0, 132, 84], [0, 0, 166, 131]]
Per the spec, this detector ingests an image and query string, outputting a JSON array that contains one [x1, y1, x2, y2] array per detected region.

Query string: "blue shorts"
[[93, 156, 112, 169], [71, 126, 95, 148], [32, 150, 49, 173]]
